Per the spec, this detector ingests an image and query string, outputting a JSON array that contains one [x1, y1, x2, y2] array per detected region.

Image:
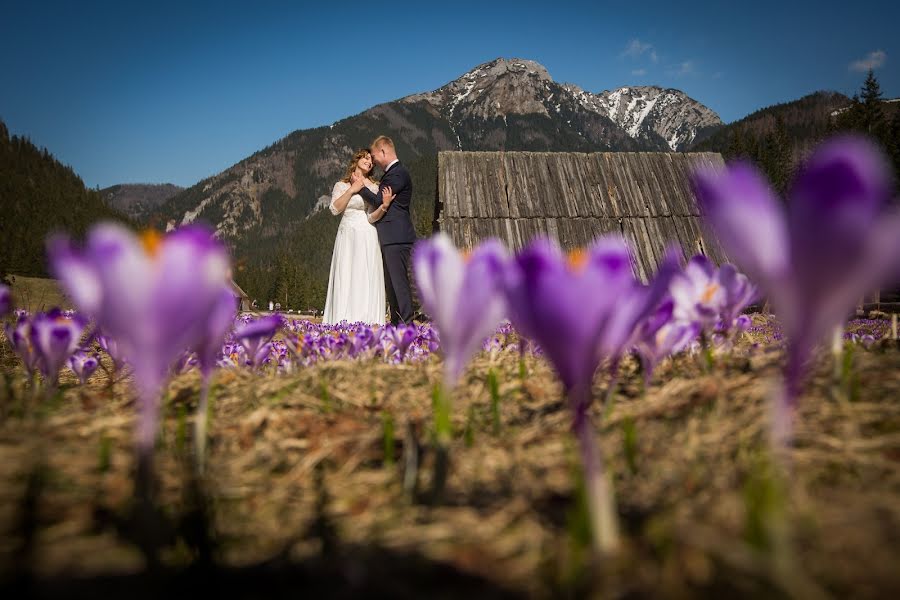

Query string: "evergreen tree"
[[860, 69, 885, 136], [762, 116, 793, 193]]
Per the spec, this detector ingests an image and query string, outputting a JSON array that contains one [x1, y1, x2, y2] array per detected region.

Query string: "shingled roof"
[[435, 151, 728, 281]]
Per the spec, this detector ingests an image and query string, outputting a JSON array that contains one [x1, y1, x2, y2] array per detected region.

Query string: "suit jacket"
[[359, 161, 417, 246]]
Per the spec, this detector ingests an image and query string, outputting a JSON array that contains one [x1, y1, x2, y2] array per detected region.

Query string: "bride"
[[322, 148, 394, 324]]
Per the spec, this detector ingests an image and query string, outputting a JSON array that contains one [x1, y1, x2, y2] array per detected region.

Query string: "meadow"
[[1, 316, 898, 598]]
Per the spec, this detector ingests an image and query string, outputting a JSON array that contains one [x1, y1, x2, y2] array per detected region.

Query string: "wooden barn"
[[435, 151, 728, 281], [229, 280, 251, 312]]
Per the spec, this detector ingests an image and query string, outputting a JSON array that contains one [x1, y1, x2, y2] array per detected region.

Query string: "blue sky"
[[1, 0, 897, 189]]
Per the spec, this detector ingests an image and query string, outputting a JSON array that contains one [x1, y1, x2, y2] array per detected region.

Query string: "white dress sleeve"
[[329, 181, 347, 216]]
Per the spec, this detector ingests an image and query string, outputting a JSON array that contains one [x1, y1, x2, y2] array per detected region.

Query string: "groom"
[[354, 135, 416, 325]]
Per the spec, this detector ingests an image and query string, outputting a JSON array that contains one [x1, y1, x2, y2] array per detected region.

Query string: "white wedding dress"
[[322, 180, 386, 324]]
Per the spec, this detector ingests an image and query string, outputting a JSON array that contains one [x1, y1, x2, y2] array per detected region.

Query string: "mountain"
[[689, 91, 851, 158], [688, 90, 900, 195], [0, 119, 131, 280], [150, 58, 721, 240], [101, 183, 183, 221], [583, 85, 723, 150]]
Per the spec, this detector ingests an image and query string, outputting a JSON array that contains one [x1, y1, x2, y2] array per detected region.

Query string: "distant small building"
[[435, 151, 729, 281], [229, 280, 251, 312]]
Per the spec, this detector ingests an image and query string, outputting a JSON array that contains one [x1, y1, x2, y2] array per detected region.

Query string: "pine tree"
[[763, 116, 793, 193], [860, 69, 885, 135]]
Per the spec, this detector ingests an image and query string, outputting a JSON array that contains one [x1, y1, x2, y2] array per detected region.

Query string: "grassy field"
[[5, 275, 70, 313], [0, 319, 898, 598]]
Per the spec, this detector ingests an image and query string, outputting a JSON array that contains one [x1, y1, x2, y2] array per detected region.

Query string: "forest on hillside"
[[692, 72, 900, 194], [0, 120, 131, 281]]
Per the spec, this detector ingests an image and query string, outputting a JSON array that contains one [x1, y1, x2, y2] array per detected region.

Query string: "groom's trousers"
[[382, 242, 414, 325]]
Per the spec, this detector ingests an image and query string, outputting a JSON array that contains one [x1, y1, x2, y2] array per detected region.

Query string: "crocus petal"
[[413, 233, 465, 333], [197, 286, 237, 376], [788, 135, 895, 301], [504, 236, 638, 391], [692, 162, 791, 290], [717, 264, 758, 326], [0, 284, 10, 316], [47, 236, 103, 315], [602, 247, 680, 356], [440, 239, 508, 383], [789, 135, 893, 240]]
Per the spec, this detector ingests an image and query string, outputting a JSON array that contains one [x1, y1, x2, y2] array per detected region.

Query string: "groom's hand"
[[349, 171, 364, 193], [381, 185, 395, 208]]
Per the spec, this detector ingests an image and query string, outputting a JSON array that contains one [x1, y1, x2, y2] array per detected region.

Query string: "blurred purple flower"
[[48, 223, 232, 460], [718, 264, 758, 328], [96, 333, 127, 371], [634, 300, 699, 386], [670, 255, 725, 330], [196, 288, 237, 377], [383, 324, 417, 362], [4, 315, 41, 376], [414, 233, 508, 385], [30, 309, 87, 386], [0, 284, 10, 316], [693, 135, 900, 445], [233, 314, 282, 368], [68, 350, 100, 385], [502, 236, 677, 554]]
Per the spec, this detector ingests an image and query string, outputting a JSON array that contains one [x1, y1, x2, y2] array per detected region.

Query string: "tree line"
[[0, 119, 131, 282], [693, 71, 900, 195]]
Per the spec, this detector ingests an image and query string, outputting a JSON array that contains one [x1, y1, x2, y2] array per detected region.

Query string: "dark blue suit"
[[360, 161, 417, 324]]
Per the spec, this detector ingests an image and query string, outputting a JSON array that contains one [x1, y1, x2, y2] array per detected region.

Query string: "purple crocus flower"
[[718, 264, 758, 328], [692, 135, 900, 446], [4, 315, 41, 376], [0, 283, 10, 316], [29, 309, 87, 386], [48, 223, 233, 464], [503, 236, 677, 553], [670, 255, 725, 331], [383, 324, 417, 362], [734, 314, 752, 334], [96, 334, 127, 370], [634, 300, 699, 386], [413, 233, 508, 386], [68, 350, 100, 385], [197, 287, 237, 377], [233, 314, 282, 368]]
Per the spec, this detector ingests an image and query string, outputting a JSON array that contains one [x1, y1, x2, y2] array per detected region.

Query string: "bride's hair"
[[341, 149, 378, 184]]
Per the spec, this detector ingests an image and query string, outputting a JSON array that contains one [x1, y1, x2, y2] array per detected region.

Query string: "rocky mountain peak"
[[401, 58, 720, 150], [402, 57, 555, 119]]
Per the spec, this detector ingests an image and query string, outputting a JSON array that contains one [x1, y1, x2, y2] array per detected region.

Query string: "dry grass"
[[0, 322, 898, 598], [4, 275, 70, 313]]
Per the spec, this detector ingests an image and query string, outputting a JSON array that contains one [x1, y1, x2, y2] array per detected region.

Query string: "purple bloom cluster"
[[4, 309, 88, 386]]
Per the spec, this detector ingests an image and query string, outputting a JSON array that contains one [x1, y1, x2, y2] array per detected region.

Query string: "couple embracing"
[[322, 136, 416, 326]]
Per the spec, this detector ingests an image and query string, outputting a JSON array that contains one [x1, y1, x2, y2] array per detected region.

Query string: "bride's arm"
[[329, 181, 355, 215]]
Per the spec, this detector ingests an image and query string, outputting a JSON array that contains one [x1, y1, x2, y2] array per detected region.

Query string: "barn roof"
[[435, 151, 728, 281], [229, 279, 249, 299]]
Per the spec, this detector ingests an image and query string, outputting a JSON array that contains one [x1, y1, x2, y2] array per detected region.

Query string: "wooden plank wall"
[[436, 151, 729, 281]]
